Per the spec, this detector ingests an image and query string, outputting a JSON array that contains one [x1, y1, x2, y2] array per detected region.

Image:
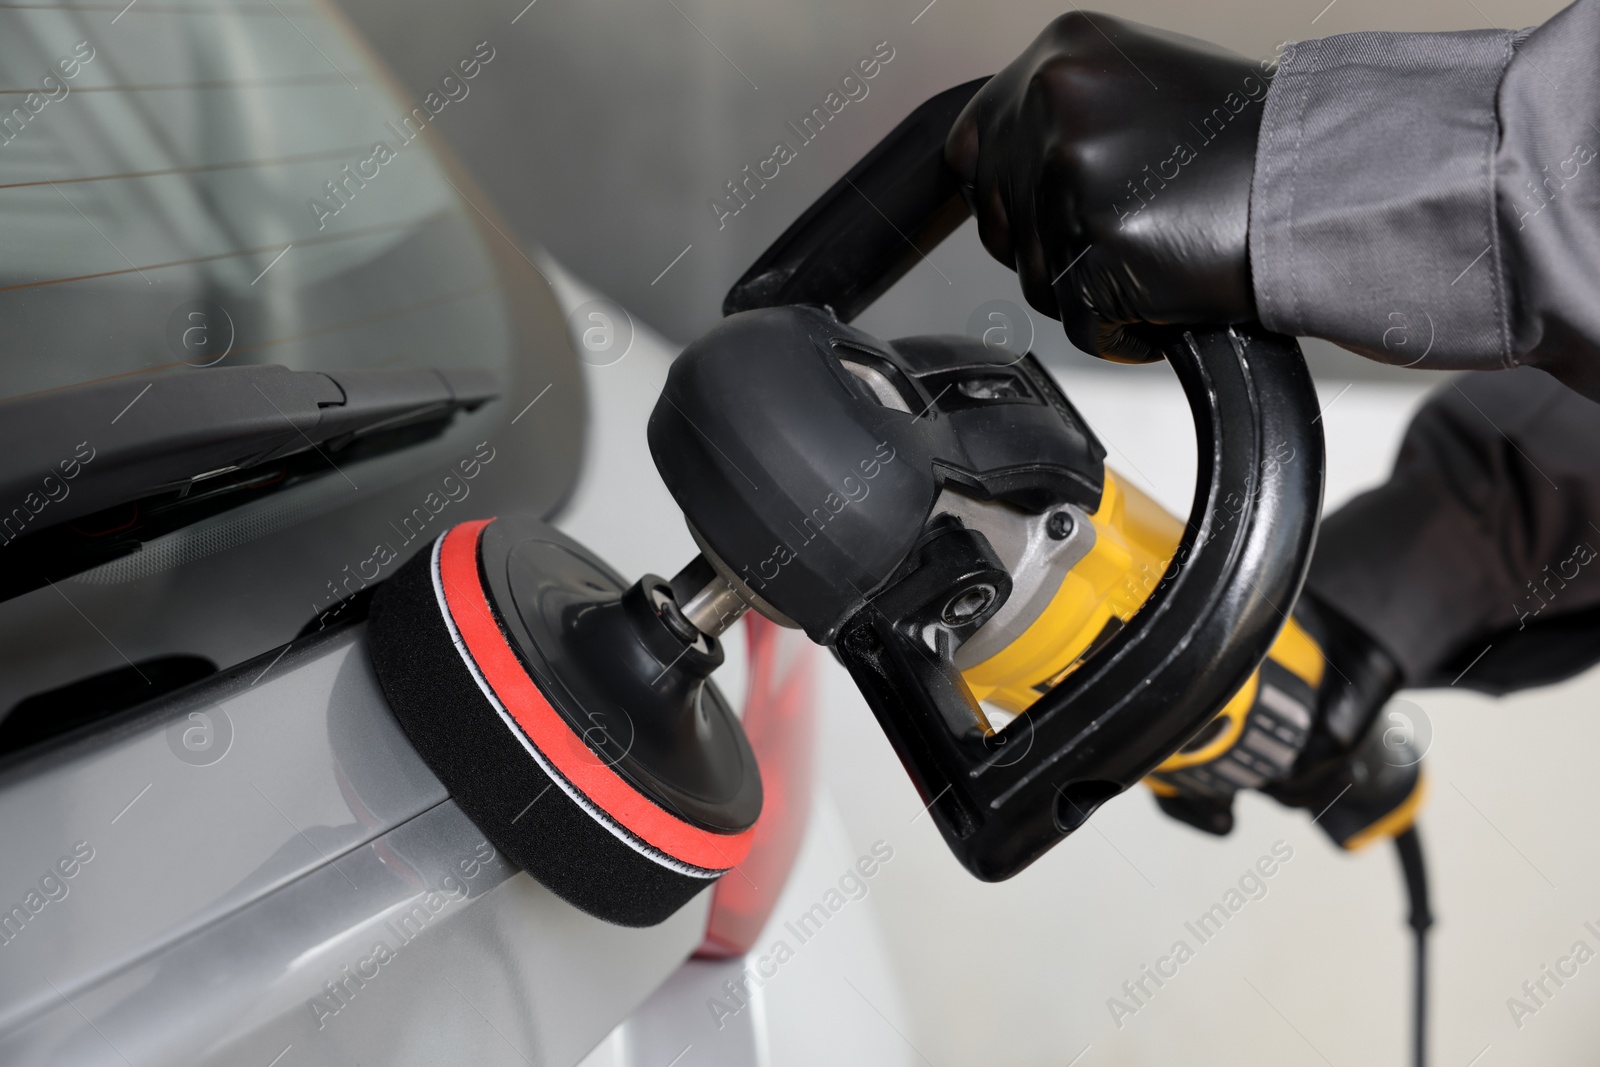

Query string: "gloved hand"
[[944, 13, 1270, 362], [1147, 596, 1426, 851]]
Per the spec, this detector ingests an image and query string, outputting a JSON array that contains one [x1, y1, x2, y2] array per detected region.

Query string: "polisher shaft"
[[669, 555, 750, 638]]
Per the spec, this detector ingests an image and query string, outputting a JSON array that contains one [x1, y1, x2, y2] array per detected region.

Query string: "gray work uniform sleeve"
[[1305, 367, 1600, 692], [1251, 0, 1600, 400]]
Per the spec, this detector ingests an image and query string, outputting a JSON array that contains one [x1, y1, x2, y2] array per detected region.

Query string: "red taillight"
[[695, 615, 816, 958]]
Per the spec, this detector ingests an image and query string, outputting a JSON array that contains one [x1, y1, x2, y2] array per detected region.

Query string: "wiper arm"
[[0, 365, 498, 597]]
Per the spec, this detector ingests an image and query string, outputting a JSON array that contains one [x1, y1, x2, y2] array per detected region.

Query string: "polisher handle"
[[723, 77, 987, 322]]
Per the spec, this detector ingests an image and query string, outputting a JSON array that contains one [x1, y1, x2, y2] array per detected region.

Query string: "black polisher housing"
[[366, 513, 762, 927]]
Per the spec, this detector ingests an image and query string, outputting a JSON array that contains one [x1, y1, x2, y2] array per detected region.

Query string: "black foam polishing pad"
[[366, 515, 762, 927]]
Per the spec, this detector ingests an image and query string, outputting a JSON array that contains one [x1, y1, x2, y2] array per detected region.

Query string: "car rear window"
[[0, 0, 511, 401]]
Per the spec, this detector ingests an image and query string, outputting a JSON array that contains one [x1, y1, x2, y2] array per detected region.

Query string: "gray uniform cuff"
[[1251, 29, 1516, 368]]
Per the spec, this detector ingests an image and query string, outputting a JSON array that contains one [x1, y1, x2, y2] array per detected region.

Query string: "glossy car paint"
[[0, 618, 715, 1066]]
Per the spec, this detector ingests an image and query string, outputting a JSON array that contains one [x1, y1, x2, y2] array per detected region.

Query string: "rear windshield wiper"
[[0, 365, 498, 600]]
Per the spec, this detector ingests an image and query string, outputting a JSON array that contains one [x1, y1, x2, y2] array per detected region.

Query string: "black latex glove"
[[945, 13, 1269, 362]]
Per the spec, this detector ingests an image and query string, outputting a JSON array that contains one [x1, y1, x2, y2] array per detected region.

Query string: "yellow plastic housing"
[[961, 471, 1185, 715], [959, 469, 1424, 848], [961, 470, 1320, 727]]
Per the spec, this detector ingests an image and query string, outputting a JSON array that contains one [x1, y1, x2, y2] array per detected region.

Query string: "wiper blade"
[[0, 365, 498, 598]]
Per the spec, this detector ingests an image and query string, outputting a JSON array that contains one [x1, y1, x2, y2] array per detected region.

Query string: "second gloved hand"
[[945, 13, 1275, 362], [1148, 595, 1425, 851]]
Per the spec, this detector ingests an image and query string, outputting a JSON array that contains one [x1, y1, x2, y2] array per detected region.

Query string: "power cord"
[[1394, 827, 1432, 1067]]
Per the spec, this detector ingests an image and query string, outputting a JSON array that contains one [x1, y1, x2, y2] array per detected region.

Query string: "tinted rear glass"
[[0, 1, 509, 400]]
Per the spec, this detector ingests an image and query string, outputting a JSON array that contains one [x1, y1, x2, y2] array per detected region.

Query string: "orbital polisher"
[[366, 80, 1425, 1013]]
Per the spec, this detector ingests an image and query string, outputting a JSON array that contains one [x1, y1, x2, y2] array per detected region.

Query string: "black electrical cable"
[[1394, 826, 1432, 1067]]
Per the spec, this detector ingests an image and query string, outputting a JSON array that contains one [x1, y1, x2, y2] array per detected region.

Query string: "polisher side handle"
[[722, 77, 988, 323]]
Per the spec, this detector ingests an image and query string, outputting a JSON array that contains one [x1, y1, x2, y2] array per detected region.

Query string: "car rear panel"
[[0, 624, 710, 1065]]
